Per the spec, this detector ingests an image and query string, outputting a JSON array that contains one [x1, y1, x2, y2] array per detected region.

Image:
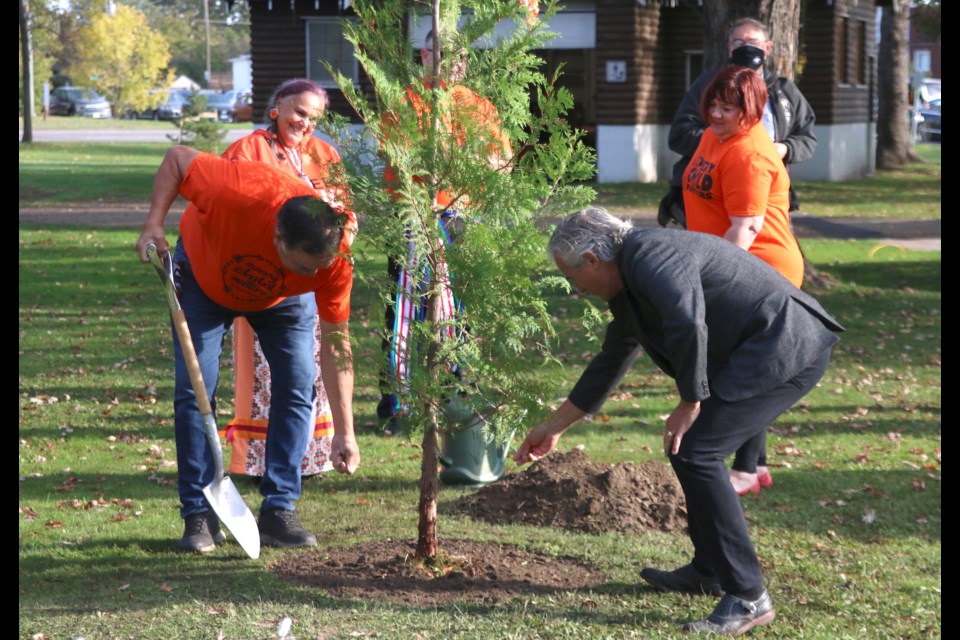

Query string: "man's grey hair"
[[548, 207, 634, 268], [728, 17, 770, 42]]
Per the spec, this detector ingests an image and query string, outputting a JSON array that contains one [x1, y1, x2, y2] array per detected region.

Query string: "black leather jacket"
[[668, 66, 817, 187]]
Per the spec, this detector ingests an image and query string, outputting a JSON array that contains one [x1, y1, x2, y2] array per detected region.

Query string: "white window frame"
[[685, 51, 704, 89]]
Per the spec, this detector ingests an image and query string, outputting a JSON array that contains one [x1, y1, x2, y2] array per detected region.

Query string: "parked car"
[[155, 91, 191, 121], [917, 98, 941, 142], [206, 90, 254, 123], [49, 86, 112, 118]]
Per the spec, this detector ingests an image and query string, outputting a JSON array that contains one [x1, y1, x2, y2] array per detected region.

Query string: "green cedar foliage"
[[323, 1, 595, 449]]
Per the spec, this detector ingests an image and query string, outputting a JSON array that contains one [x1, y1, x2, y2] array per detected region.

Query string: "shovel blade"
[[203, 476, 261, 560]]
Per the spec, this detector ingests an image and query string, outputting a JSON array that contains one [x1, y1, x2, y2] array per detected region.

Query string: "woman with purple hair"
[[221, 78, 357, 481]]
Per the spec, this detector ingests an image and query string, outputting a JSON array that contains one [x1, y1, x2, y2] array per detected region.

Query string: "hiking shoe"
[[258, 509, 318, 548], [682, 590, 775, 635], [177, 511, 225, 554], [640, 563, 723, 597]]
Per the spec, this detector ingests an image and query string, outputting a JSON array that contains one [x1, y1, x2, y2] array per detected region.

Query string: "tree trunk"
[[876, 0, 920, 168], [20, 0, 34, 143], [415, 259, 445, 560], [415, 413, 440, 559]]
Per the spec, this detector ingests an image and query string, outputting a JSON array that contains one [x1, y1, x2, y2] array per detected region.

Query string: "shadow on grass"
[[816, 259, 940, 293]]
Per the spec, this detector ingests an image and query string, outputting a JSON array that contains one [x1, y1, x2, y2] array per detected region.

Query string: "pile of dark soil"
[[452, 447, 688, 534]]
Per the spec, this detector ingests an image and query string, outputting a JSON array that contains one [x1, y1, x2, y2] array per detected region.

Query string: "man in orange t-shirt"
[[135, 145, 360, 553]]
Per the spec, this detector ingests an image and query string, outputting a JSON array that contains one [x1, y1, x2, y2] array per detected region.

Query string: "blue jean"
[[172, 240, 316, 517]]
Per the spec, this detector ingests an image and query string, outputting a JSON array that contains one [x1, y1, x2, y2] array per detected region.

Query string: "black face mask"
[[730, 44, 765, 70]]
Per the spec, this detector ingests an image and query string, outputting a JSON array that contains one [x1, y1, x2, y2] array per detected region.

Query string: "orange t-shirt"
[[222, 129, 355, 229], [682, 122, 803, 287], [178, 154, 353, 322], [382, 82, 512, 209]]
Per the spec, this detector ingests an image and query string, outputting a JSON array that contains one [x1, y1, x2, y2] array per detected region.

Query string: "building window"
[[685, 51, 704, 89], [306, 18, 358, 88], [836, 17, 849, 85], [854, 20, 866, 85], [914, 49, 932, 75]]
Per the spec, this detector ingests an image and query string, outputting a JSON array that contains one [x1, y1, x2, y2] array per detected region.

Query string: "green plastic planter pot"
[[439, 400, 513, 487]]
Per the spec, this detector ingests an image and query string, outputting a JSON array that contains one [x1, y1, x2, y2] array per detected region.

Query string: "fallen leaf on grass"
[[109, 513, 132, 522], [158, 583, 173, 592], [44, 521, 64, 528], [886, 431, 903, 443], [147, 473, 175, 487], [912, 478, 927, 491], [356, 498, 370, 506], [20, 507, 39, 519], [53, 477, 81, 492], [117, 583, 130, 591], [818, 499, 846, 507], [862, 508, 877, 524]]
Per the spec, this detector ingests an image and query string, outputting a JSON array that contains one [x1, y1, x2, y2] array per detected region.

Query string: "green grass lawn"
[[19, 224, 940, 639], [592, 143, 941, 219]]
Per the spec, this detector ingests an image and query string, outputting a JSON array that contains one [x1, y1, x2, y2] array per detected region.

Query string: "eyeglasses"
[[730, 38, 767, 48]]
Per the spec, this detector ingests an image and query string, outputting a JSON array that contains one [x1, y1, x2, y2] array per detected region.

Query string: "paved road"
[[19, 128, 252, 143], [20, 128, 939, 250]]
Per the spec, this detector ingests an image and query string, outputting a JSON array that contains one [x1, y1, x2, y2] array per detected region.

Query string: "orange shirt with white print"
[[178, 154, 353, 322], [682, 121, 803, 287]]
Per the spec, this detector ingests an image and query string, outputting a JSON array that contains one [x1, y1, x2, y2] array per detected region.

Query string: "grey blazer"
[[568, 228, 843, 414]]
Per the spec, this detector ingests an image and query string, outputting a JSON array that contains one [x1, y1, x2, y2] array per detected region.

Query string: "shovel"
[[146, 243, 261, 560]]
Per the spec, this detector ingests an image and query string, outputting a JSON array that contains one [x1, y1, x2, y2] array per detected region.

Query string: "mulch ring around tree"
[[271, 539, 608, 606], [271, 448, 688, 605]]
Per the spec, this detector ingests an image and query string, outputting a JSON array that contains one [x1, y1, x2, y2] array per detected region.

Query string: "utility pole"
[[203, 0, 212, 87]]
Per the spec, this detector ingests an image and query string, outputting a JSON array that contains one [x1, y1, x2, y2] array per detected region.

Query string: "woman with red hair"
[[683, 64, 805, 495]]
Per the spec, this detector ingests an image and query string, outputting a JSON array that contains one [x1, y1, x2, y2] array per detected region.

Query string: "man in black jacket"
[[661, 17, 816, 225], [515, 208, 843, 635]]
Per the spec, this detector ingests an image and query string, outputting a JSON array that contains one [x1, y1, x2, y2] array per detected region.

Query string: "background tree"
[[28, 1, 250, 97], [137, 0, 250, 87], [20, 0, 35, 142], [19, 0, 62, 119], [876, 0, 921, 168], [325, 0, 595, 561], [911, 0, 940, 43], [700, 0, 802, 78], [68, 3, 174, 115]]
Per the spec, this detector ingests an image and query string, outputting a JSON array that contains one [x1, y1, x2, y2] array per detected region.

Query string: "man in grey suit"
[[514, 208, 843, 635]]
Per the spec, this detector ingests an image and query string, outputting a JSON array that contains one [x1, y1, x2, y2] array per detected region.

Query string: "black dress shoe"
[[682, 590, 775, 635], [640, 563, 723, 597]]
